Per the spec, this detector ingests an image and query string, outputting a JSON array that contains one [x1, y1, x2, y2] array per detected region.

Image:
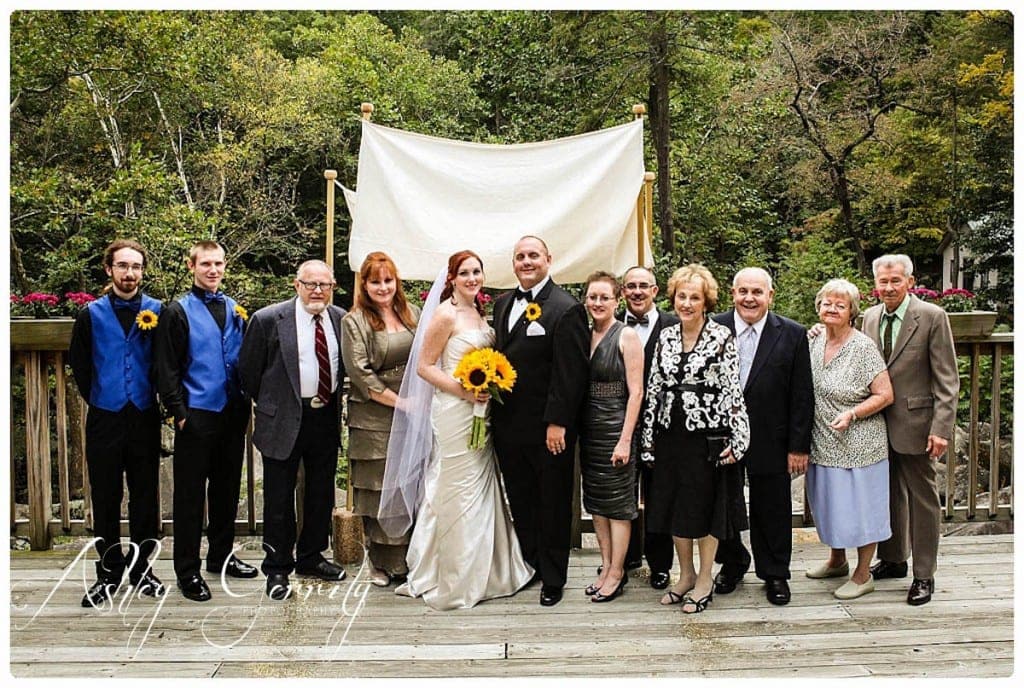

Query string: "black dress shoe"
[[266, 573, 292, 601], [295, 559, 347, 581], [907, 578, 933, 606], [649, 571, 671, 590], [210, 556, 259, 579], [178, 574, 212, 602], [714, 566, 746, 595], [130, 570, 166, 598], [869, 560, 908, 580], [765, 577, 791, 606], [539, 586, 563, 606], [81, 579, 120, 608]]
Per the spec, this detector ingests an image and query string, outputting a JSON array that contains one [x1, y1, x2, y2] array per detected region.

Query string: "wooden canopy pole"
[[633, 104, 648, 265], [324, 170, 337, 269]]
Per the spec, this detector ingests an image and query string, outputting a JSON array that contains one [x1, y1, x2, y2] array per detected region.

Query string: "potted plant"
[[934, 288, 997, 338], [10, 291, 96, 350]]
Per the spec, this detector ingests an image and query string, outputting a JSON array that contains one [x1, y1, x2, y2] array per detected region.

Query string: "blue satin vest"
[[180, 291, 244, 412], [88, 293, 161, 412]]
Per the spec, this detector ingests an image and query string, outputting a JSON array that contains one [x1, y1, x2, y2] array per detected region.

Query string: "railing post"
[[967, 344, 981, 519], [54, 353, 71, 532], [23, 351, 53, 549], [988, 342, 1002, 517]]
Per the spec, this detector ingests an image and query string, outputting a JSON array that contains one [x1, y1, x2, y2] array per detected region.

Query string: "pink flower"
[[941, 288, 975, 299], [476, 292, 492, 305], [909, 287, 940, 301], [419, 290, 430, 301], [23, 292, 59, 306], [64, 291, 96, 307], [10, 295, 21, 304]]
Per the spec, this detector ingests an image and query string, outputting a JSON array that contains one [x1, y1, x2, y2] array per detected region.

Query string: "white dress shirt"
[[734, 310, 767, 388], [295, 302, 340, 397], [626, 305, 659, 350], [508, 275, 551, 331]]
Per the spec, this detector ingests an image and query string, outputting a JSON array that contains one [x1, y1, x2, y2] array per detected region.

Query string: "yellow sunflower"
[[454, 350, 490, 394], [234, 304, 248, 321], [489, 353, 517, 392], [524, 302, 542, 321], [136, 309, 159, 331]]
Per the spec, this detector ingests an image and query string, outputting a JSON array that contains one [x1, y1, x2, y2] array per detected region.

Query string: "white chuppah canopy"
[[344, 119, 650, 287]]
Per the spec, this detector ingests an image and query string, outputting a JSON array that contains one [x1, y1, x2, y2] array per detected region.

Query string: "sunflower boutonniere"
[[524, 302, 542, 322], [136, 309, 159, 331], [233, 304, 248, 322]]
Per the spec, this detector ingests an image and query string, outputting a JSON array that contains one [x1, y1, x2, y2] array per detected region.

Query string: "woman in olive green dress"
[[341, 252, 420, 587]]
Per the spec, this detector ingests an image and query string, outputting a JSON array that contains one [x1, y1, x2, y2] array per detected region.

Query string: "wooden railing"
[[9, 321, 1014, 550]]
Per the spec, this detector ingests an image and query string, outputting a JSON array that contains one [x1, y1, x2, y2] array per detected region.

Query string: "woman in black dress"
[[639, 264, 750, 614], [580, 271, 644, 602]]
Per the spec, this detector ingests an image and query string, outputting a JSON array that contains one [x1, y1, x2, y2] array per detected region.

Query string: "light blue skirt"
[[806, 459, 891, 549]]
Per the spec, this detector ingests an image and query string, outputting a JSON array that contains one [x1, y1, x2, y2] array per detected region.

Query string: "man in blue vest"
[[155, 240, 257, 602], [69, 239, 165, 608]]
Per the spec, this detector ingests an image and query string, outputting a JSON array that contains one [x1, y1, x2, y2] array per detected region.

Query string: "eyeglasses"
[[297, 280, 335, 292], [112, 262, 144, 272], [624, 282, 653, 291]]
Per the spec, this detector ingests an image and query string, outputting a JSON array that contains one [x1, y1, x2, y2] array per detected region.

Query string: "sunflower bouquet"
[[453, 347, 517, 449]]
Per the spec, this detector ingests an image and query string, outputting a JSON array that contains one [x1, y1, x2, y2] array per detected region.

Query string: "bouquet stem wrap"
[[470, 401, 488, 449]]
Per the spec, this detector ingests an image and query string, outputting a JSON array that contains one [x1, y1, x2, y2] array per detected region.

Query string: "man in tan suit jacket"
[[862, 254, 959, 606]]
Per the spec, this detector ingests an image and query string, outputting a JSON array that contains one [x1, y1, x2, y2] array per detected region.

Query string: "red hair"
[[354, 252, 416, 331], [440, 250, 486, 316]]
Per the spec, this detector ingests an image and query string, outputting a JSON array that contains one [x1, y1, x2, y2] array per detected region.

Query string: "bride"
[[378, 250, 534, 610]]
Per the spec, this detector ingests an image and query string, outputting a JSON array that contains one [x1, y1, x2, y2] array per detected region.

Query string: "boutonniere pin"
[[525, 302, 542, 321], [234, 304, 248, 322], [136, 309, 159, 331]]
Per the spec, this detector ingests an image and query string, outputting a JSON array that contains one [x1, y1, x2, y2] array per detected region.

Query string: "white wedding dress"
[[396, 327, 534, 610]]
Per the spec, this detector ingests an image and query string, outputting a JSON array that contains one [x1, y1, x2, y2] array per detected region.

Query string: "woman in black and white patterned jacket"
[[639, 264, 750, 614]]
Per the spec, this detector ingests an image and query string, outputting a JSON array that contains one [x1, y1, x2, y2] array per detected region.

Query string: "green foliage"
[[957, 347, 1013, 437], [773, 230, 870, 327]]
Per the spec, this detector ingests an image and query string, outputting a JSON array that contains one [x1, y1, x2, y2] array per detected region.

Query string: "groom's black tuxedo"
[[492, 279, 589, 590]]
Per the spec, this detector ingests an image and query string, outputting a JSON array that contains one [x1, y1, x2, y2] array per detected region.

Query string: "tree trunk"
[[647, 12, 675, 256], [9, 233, 32, 294], [831, 163, 868, 275]]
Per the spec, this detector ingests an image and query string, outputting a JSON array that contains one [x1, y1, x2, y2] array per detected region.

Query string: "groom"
[[492, 235, 589, 606]]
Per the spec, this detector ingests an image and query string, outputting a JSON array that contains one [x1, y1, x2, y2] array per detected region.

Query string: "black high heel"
[[591, 577, 627, 603]]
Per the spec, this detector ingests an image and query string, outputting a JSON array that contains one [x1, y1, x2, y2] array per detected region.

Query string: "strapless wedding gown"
[[397, 327, 534, 610]]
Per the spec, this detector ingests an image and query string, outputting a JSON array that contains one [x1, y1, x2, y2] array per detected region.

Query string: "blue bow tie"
[[203, 291, 226, 304], [113, 297, 140, 312]]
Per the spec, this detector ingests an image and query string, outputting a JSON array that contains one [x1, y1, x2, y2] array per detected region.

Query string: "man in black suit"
[[712, 267, 814, 605], [491, 236, 590, 607], [238, 259, 348, 601], [617, 266, 677, 590]]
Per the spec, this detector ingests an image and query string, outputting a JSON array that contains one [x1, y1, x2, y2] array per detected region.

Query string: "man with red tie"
[[238, 260, 348, 600]]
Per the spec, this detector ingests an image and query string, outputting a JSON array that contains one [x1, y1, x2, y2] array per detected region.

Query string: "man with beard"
[[617, 266, 677, 590], [69, 239, 165, 607]]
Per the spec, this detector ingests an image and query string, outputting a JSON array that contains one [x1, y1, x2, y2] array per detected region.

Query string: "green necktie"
[[882, 313, 897, 360]]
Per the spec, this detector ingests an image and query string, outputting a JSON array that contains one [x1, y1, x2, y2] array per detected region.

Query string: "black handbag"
[[706, 434, 730, 466]]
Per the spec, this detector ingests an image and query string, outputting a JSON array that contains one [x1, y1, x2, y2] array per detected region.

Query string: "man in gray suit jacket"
[[863, 254, 959, 606], [238, 260, 348, 600]]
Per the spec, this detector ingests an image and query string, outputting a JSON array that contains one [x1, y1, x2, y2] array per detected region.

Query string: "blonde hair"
[[667, 263, 719, 310], [815, 278, 861, 323]]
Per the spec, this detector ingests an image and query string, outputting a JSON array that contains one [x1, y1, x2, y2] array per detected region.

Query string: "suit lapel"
[[494, 293, 512, 347], [508, 279, 554, 340], [278, 299, 302, 402], [745, 311, 781, 392]]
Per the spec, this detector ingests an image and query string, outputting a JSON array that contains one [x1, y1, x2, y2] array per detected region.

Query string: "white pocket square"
[[526, 321, 546, 336]]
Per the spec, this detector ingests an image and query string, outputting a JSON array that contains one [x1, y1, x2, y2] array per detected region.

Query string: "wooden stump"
[[331, 507, 364, 564]]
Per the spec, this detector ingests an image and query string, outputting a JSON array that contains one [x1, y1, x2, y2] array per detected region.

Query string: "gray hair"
[[621, 265, 656, 283], [815, 279, 862, 323], [732, 266, 773, 291], [296, 259, 334, 281], [872, 254, 914, 278]]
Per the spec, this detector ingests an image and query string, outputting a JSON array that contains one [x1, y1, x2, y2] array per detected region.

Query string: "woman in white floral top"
[[805, 279, 894, 600], [639, 264, 749, 614]]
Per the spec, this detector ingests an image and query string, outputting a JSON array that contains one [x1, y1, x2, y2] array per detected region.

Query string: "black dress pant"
[[625, 460, 675, 573], [261, 403, 339, 575], [495, 434, 576, 589], [172, 400, 249, 579], [85, 404, 161, 582], [716, 470, 793, 580]]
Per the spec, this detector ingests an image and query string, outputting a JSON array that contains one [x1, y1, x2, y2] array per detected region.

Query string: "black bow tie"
[[203, 291, 226, 304], [626, 312, 650, 327], [514, 288, 531, 301], [113, 297, 140, 312]]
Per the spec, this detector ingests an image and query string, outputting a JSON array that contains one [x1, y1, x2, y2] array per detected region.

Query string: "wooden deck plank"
[[8, 533, 1014, 678]]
